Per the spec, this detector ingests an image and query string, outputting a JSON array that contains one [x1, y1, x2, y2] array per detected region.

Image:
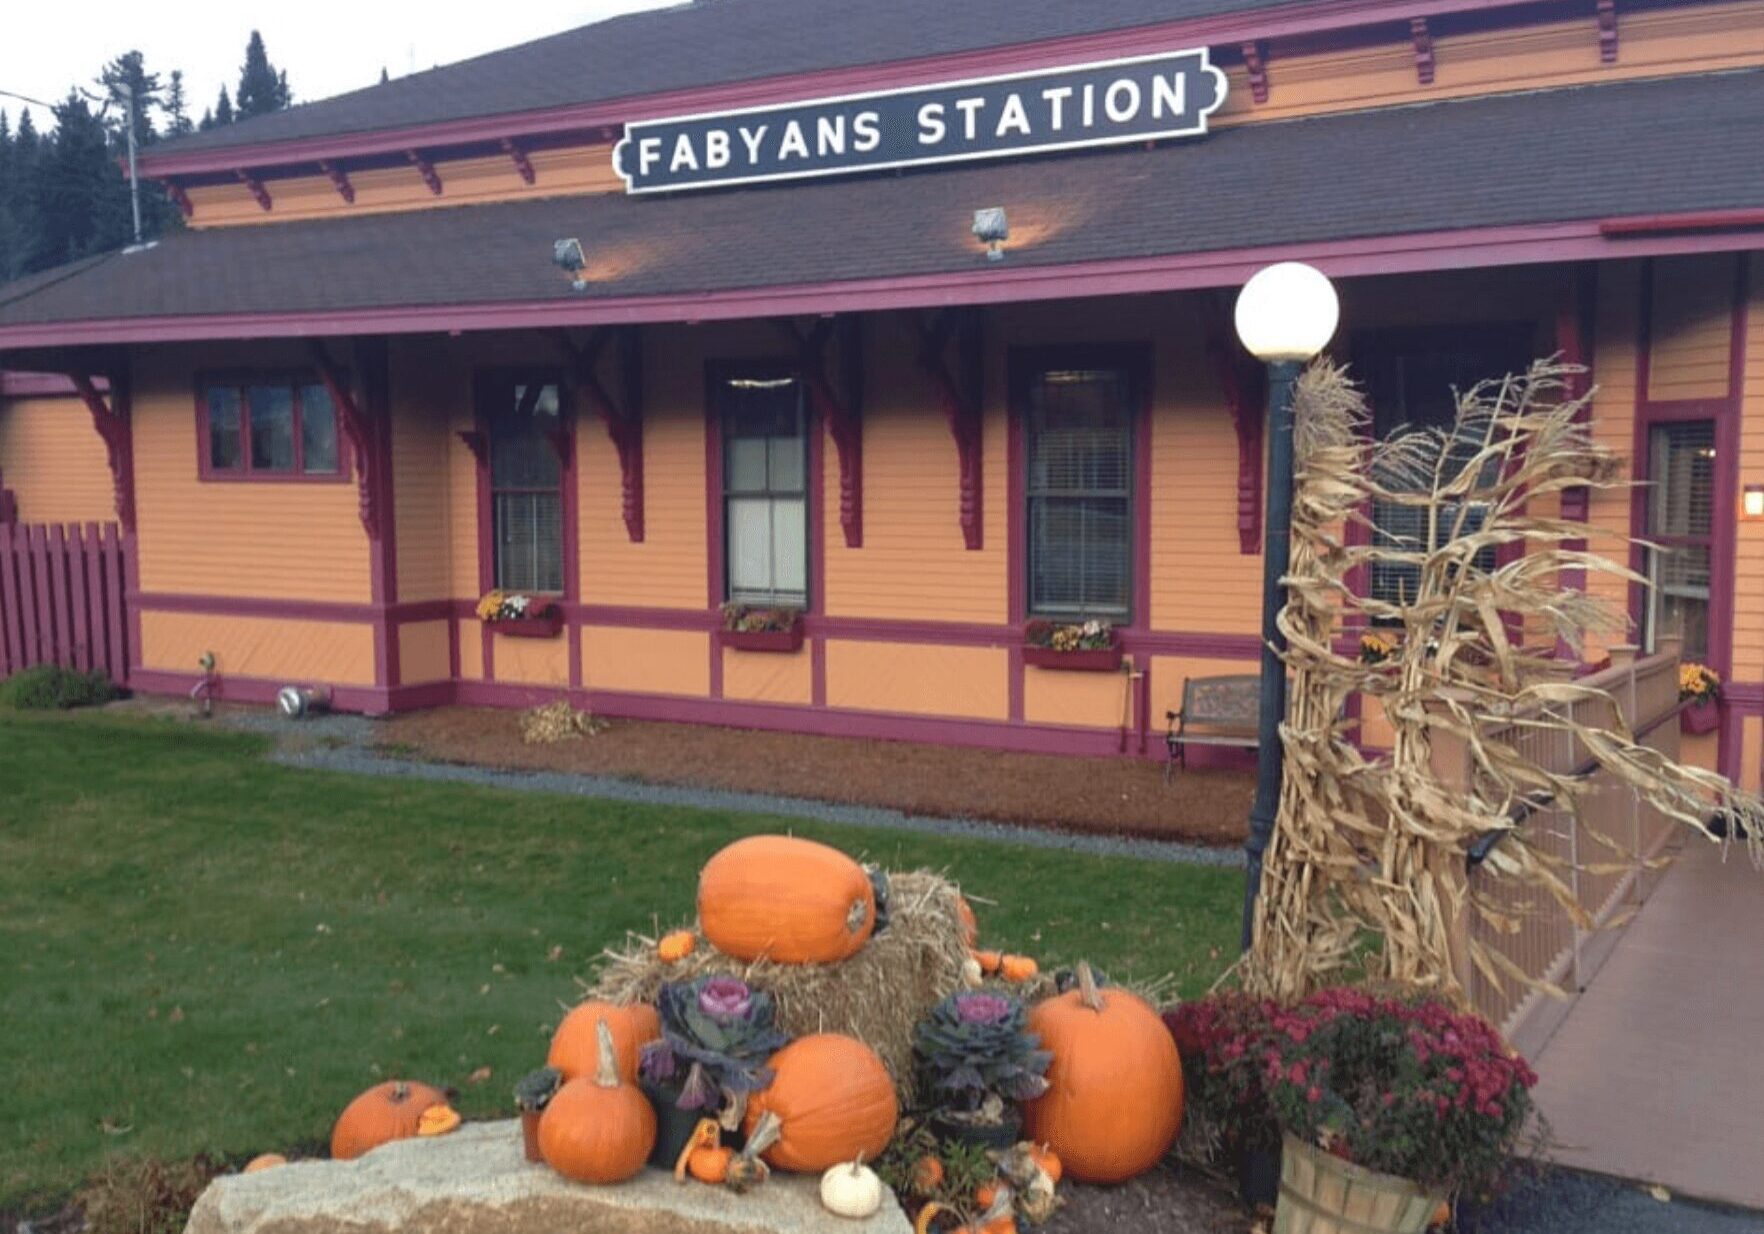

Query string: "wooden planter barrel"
[[1273, 1135, 1443, 1234]]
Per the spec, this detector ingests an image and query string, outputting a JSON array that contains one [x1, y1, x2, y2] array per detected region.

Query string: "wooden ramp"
[[1530, 841, 1764, 1211]]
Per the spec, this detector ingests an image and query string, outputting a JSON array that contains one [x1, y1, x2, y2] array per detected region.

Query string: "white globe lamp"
[[1233, 261, 1340, 362]]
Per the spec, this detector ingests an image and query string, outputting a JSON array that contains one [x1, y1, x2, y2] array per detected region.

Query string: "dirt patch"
[[1043, 1163, 1250, 1233], [380, 708, 1253, 846]]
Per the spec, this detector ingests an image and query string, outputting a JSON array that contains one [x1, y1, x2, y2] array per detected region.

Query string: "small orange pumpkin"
[[658, 930, 697, 963], [242, 1153, 286, 1173], [999, 955, 1038, 983], [417, 1104, 462, 1137], [974, 950, 1002, 976], [690, 1145, 735, 1184], [742, 1034, 897, 1173], [674, 1117, 726, 1183], [1028, 1144, 1062, 1184], [539, 1019, 657, 1184], [911, 1154, 946, 1195], [1023, 962, 1183, 1184], [698, 836, 876, 964], [956, 896, 979, 946], [330, 1080, 453, 1160], [547, 999, 660, 1083]]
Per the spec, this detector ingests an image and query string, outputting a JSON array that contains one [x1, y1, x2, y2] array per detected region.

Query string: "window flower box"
[[1680, 662, 1721, 734], [720, 605, 804, 653], [477, 591, 564, 638], [1023, 619, 1122, 671]]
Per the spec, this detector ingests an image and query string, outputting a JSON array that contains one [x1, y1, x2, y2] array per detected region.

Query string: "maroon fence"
[[0, 522, 130, 684]]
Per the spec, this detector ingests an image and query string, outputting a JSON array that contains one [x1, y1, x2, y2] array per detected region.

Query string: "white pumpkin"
[[820, 1157, 884, 1220], [960, 956, 984, 989]]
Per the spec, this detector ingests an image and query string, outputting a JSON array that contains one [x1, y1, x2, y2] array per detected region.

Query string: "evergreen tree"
[[198, 106, 215, 131], [1, 110, 43, 279], [165, 70, 193, 136], [236, 31, 292, 118], [99, 50, 163, 149], [31, 92, 132, 267], [213, 85, 234, 126]]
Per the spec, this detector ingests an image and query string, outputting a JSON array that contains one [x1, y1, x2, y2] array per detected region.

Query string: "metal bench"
[[1165, 674, 1260, 781]]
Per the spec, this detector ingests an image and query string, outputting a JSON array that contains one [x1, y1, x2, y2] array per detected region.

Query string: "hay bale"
[[589, 871, 972, 1103]]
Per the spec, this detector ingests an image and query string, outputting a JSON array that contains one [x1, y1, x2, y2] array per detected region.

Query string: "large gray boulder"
[[185, 1121, 910, 1234]]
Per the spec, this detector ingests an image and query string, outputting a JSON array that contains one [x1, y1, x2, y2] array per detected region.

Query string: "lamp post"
[[1234, 261, 1340, 949]]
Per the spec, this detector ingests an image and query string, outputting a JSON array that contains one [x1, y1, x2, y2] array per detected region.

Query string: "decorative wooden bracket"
[[1597, 0, 1619, 63], [319, 160, 355, 204], [308, 341, 381, 538], [456, 429, 489, 467], [777, 316, 863, 548], [557, 327, 645, 542], [501, 138, 536, 185], [1241, 41, 1269, 104], [1410, 18, 1436, 85], [916, 308, 985, 550], [160, 180, 194, 221], [70, 373, 136, 533], [0, 468, 17, 524], [1203, 294, 1267, 555], [406, 149, 443, 196], [235, 169, 272, 212]]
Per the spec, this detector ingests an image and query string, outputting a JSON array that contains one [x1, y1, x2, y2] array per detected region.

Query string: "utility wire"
[[0, 86, 57, 110]]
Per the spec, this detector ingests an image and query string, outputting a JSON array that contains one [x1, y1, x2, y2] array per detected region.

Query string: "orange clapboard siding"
[[1583, 262, 1644, 664], [1212, 0, 1764, 131], [0, 395, 114, 524], [582, 625, 710, 696], [456, 620, 486, 680], [1682, 728, 1719, 774], [722, 644, 813, 704], [1731, 255, 1764, 680], [391, 337, 460, 603], [138, 610, 375, 684], [186, 144, 624, 228], [824, 313, 1007, 621], [1742, 716, 1763, 794], [579, 393, 707, 610], [131, 347, 371, 602], [491, 629, 572, 687], [824, 640, 1008, 719], [1647, 254, 1738, 402], [1023, 662, 1134, 730], [399, 620, 453, 685]]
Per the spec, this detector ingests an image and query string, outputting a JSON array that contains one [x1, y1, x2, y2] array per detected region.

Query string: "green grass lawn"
[[0, 711, 1241, 1208]]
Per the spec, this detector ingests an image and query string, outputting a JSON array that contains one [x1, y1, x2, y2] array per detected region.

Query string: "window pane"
[[494, 492, 563, 593], [1648, 421, 1716, 540], [728, 497, 775, 597], [207, 387, 242, 470], [1650, 543, 1710, 660], [1028, 370, 1130, 493], [1030, 496, 1130, 616], [723, 377, 799, 439], [727, 437, 769, 492], [248, 385, 294, 471], [768, 434, 805, 493], [1370, 500, 1496, 609], [1025, 365, 1132, 617], [771, 498, 807, 599], [300, 384, 338, 474]]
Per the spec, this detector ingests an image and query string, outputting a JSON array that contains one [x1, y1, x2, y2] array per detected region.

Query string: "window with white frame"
[[1025, 366, 1133, 619], [720, 373, 808, 607], [488, 381, 565, 594], [1644, 419, 1715, 660]]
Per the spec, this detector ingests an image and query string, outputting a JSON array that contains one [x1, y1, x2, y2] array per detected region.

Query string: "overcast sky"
[[1, 1, 678, 131]]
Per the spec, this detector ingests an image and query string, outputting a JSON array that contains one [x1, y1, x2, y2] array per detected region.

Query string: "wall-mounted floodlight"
[[553, 238, 588, 290], [972, 208, 1010, 262]]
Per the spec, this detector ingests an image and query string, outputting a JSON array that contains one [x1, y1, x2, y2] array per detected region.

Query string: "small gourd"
[[658, 930, 697, 963], [538, 1019, 657, 1184], [910, 1154, 946, 1196], [673, 1117, 732, 1185], [417, 1104, 462, 1137], [974, 950, 1002, 976], [819, 1155, 883, 1220], [960, 956, 984, 988], [999, 955, 1038, 983]]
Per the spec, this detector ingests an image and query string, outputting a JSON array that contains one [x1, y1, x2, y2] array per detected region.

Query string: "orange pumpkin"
[[911, 1154, 946, 1195], [539, 1019, 657, 1184], [330, 1080, 453, 1160], [974, 950, 1002, 976], [699, 836, 876, 964], [956, 896, 979, 946], [999, 955, 1038, 983], [658, 930, 697, 963], [742, 1034, 897, 1172], [1023, 962, 1184, 1184], [548, 999, 660, 1083]]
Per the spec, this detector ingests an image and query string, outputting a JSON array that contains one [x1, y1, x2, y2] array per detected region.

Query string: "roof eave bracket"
[[1411, 18, 1436, 86], [1598, 0, 1619, 64], [1241, 41, 1270, 105], [501, 138, 537, 186], [319, 160, 356, 204], [406, 149, 443, 196], [235, 169, 272, 212]]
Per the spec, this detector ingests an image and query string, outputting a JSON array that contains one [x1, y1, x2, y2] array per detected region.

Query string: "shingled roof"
[[5, 70, 1762, 346], [144, 0, 1324, 159]]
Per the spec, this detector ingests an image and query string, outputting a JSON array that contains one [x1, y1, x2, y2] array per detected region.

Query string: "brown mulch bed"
[[379, 707, 1254, 846], [1044, 1163, 1251, 1233]]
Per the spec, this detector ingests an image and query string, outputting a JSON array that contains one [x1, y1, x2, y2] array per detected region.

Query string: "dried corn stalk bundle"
[[1243, 359, 1764, 1005]]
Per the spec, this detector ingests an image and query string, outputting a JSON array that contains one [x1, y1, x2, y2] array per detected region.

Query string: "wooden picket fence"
[[0, 521, 130, 684]]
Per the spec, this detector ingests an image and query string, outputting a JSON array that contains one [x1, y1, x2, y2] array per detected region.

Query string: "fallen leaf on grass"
[[99, 1118, 133, 1136], [467, 1066, 493, 1085], [546, 945, 563, 962], [167, 1006, 184, 1024]]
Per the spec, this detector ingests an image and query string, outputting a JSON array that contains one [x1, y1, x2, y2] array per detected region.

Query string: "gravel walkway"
[[1461, 1165, 1764, 1234]]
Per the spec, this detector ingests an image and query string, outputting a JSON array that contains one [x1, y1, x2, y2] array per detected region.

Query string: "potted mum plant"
[[720, 603, 805, 652], [1164, 992, 1282, 1208], [1022, 619, 1122, 671], [1680, 661, 1721, 735], [639, 976, 789, 1165], [913, 990, 1051, 1148], [1261, 988, 1538, 1234], [514, 1065, 562, 1163], [476, 589, 564, 638]]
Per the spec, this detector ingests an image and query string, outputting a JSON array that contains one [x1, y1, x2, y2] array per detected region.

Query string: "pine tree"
[[99, 51, 163, 150], [165, 70, 193, 137], [236, 31, 292, 118], [198, 107, 215, 131], [213, 86, 234, 126], [32, 92, 132, 267]]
